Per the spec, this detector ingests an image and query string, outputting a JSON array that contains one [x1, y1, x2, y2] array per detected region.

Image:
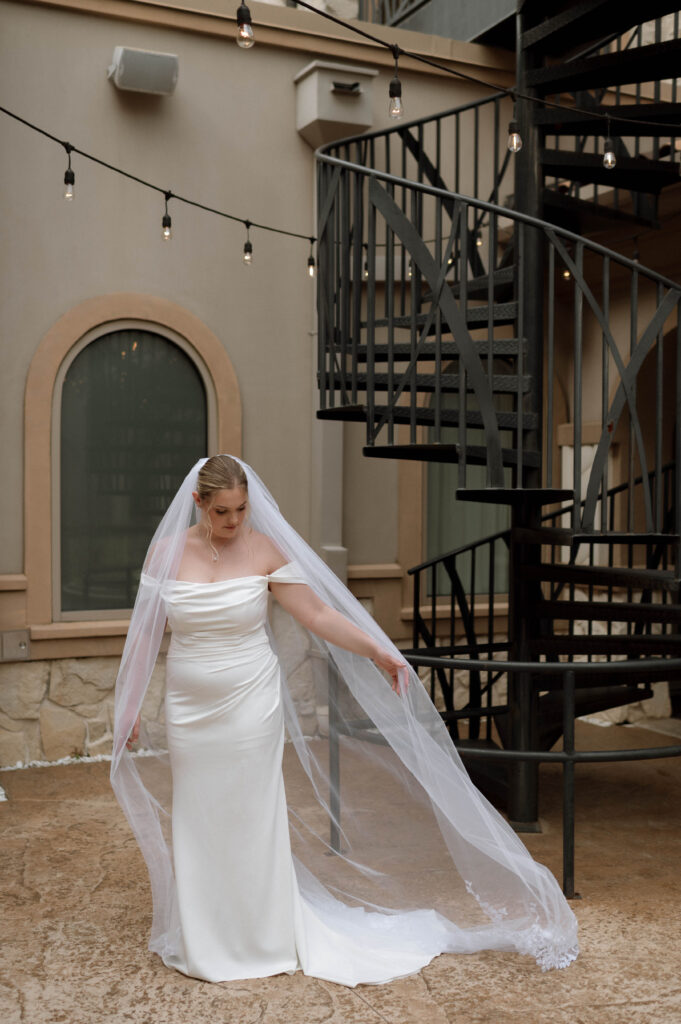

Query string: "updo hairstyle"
[[196, 455, 248, 510]]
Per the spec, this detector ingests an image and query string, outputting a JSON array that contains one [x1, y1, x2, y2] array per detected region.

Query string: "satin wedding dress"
[[160, 563, 460, 986], [112, 457, 578, 982]]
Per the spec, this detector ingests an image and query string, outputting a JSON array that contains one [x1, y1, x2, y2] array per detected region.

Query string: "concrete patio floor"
[[1, 719, 680, 1024]]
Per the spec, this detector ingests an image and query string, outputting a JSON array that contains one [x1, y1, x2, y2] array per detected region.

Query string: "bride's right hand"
[[126, 714, 141, 750]]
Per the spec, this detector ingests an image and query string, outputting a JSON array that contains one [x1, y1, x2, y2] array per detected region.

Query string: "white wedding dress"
[[160, 564, 462, 986]]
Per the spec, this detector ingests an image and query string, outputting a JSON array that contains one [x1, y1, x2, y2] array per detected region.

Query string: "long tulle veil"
[[110, 456, 578, 972]]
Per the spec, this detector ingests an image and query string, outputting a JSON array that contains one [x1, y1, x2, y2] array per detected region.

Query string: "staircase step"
[[521, 562, 680, 593], [527, 37, 681, 94], [452, 266, 515, 301], [317, 404, 538, 431], [370, 302, 519, 332], [541, 149, 679, 194], [535, 102, 681, 138], [542, 190, 659, 233], [362, 444, 541, 467], [512, 527, 679, 548], [540, 599, 681, 624], [331, 371, 532, 395], [521, 1, 681, 55], [352, 338, 527, 363], [512, 526, 574, 545], [533, 634, 681, 656]]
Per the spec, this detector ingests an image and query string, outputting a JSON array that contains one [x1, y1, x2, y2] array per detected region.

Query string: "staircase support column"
[[515, 9, 544, 489], [507, 495, 542, 830]]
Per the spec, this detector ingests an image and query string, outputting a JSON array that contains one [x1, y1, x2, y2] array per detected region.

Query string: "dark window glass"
[[60, 329, 207, 612], [427, 363, 511, 595]]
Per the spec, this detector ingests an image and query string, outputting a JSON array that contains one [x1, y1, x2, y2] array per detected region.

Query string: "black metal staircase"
[[316, 3, 681, 828]]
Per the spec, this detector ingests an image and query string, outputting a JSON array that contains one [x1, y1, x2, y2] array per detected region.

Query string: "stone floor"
[[1, 720, 681, 1024]]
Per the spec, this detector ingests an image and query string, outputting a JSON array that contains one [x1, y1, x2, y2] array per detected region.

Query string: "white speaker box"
[[108, 47, 179, 95]]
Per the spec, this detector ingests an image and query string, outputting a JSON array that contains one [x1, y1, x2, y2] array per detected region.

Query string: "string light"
[[162, 191, 172, 240], [243, 221, 253, 265], [475, 230, 483, 248], [507, 117, 522, 154], [562, 267, 571, 280], [307, 238, 316, 278], [388, 47, 404, 121], [603, 122, 616, 169], [236, 3, 254, 48], [63, 143, 74, 200]]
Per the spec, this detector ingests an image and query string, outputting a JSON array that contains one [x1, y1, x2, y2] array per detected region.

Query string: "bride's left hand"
[[372, 648, 410, 694]]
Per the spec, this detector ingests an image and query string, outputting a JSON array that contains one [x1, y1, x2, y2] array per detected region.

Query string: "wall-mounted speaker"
[[108, 47, 179, 95]]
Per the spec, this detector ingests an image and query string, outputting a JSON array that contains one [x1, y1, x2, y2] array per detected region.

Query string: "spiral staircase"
[[316, 2, 681, 827]]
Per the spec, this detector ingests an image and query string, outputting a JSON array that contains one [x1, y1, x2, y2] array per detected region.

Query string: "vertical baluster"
[[366, 190, 377, 446], [676, 309, 681, 572], [488, 211, 496, 397], [493, 98, 500, 209], [458, 204, 468, 490], [516, 220, 525, 487], [601, 257, 610, 534], [351, 169, 364, 407], [386, 187, 395, 446], [547, 244, 555, 487], [629, 266, 638, 531], [434, 197, 443, 445], [409, 188, 418, 445], [340, 155, 351, 408], [655, 282, 663, 533], [473, 105, 479, 200], [573, 242, 584, 532], [486, 537, 495, 743]]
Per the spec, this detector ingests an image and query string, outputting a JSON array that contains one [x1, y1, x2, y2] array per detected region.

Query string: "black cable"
[[0, 103, 315, 243], [290, 1, 681, 134]]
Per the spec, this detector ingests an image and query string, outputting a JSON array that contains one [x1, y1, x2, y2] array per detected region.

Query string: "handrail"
[[318, 91, 508, 153], [317, 151, 681, 292], [408, 528, 511, 575], [402, 652, 681, 895]]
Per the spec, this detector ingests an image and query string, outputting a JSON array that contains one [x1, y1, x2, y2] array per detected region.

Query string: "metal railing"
[[317, 148, 681, 518], [405, 528, 511, 741], [540, 15, 681, 220], [400, 653, 681, 897]]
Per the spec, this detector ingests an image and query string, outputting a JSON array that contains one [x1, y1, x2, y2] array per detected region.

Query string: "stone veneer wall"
[[0, 604, 323, 768]]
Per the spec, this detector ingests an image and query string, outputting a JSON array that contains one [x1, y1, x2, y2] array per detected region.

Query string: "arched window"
[[59, 327, 207, 614]]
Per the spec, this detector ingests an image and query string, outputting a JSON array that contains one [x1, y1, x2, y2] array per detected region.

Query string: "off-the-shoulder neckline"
[[148, 563, 297, 587]]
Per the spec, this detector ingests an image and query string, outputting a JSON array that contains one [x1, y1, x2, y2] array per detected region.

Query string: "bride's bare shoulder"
[[248, 529, 287, 572]]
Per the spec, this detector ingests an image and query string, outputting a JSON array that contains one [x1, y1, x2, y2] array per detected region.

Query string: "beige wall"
[[0, 0, 512, 656]]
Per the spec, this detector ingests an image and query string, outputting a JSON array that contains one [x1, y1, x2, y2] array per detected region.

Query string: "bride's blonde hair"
[[196, 455, 248, 504]]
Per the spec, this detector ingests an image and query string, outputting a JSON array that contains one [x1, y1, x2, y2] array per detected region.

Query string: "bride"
[[111, 454, 578, 985]]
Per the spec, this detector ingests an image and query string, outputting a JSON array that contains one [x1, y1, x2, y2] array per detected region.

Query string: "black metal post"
[[515, 8, 544, 488], [507, 495, 541, 830], [328, 660, 341, 853], [562, 669, 576, 898]]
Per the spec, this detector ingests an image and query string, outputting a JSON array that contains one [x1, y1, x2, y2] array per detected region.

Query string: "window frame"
[[51, 319, 217, 621]]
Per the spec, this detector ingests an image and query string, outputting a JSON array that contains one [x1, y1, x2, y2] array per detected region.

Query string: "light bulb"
[[307, 255, 316, 278], [389, 94, 403, 119], [507, 120, 522, 153], [236, 3, 254, 48], [475, 231, 483, 248], [363, 261, 369, 280], [562, 268, 571, 280], [162, 213, 172, 241], [243, 240, 253, 265], [63, 167, 74, 201], [407, 261, 413, 280], [388, 73, 403, 120], [603, 138, 616, 169]]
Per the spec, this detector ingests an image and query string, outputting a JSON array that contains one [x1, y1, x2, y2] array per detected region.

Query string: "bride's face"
[[200, 487, 248, 541]]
